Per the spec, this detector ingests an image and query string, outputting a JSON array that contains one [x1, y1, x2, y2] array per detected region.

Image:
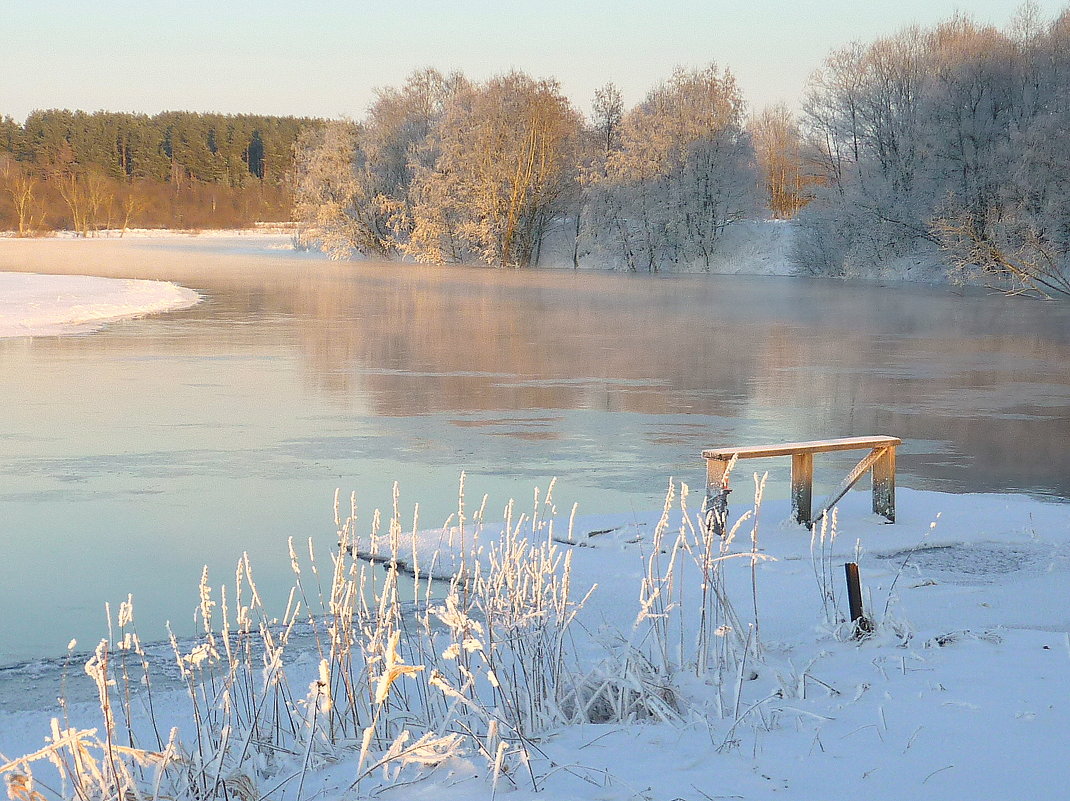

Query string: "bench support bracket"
[[811, 446, 895, 528]]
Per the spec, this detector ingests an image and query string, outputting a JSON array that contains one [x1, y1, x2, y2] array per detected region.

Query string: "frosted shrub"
[[1, 476, 790, 798], [574, 474, 774, 730]]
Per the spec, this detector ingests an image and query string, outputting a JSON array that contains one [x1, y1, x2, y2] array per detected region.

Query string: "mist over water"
[[1, 236, 1069, 671]]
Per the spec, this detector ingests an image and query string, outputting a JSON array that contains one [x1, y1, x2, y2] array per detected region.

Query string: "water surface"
[[2, 236, 1069, 670]]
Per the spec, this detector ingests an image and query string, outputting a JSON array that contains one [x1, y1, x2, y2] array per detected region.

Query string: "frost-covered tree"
[[293, 66, 763, 271], [591, 82, 624, 173], [406, 72, 583, 267], [360, 69, 467, 238], [796, 7, 1070, 296], [795, 27, 936, 277], [293, 69, 464, 259], [586, 66, 758, 271], [933, 12, 1070, 297], [292, 121, 385, 258]]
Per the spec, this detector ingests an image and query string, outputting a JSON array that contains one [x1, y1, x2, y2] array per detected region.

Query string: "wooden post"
[[705, 458, 731, 538], [790, 452, 813, 526], [871, 446, 896, 523], [707, 458, 728, 497], [844, 562, 873, 637]]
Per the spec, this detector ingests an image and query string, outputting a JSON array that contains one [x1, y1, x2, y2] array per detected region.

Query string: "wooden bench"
[[702, 436, 901, 527]]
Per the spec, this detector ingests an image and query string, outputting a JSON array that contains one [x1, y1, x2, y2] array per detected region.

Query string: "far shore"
[[0, 229, 311, 287], [0, 219, 804, 278], [0, 221, 969, 288], [0, 223, 297, 241]]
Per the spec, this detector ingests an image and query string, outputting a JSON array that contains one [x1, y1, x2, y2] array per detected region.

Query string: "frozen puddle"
[[877, 541, 1070, 583]]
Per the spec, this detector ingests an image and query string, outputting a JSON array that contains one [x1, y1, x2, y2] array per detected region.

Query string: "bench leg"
[[871, 447, 896, 522], [791, 452, 813, 526], [705, 459, 731, 537], [706, 458, 729, 496]]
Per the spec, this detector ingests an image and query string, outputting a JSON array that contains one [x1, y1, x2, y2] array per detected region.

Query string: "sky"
[[1, 0, 1065, 121]]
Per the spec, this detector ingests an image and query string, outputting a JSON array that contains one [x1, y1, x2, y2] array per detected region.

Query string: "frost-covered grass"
[[1, 476, 1068, 800]]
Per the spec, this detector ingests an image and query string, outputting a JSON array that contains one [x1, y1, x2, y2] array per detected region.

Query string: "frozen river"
[[1, 235, 1069, 670]]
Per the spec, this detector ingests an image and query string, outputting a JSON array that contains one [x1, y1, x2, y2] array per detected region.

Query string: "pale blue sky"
[[0, 1, 1064, 121]]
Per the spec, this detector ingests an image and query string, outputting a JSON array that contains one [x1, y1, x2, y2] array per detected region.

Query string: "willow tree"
[[406, 72, 584, 267]]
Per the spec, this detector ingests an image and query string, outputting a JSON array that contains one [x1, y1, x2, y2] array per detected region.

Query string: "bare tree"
[[84, 170, 115, 235], [0, 157, 38, 236], [118, 184, 148, 237], [750, 104, 809, 218], [57, 171, 90, 236]]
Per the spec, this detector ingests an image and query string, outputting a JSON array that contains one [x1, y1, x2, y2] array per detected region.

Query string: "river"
[[1, 235, 1069, 670]]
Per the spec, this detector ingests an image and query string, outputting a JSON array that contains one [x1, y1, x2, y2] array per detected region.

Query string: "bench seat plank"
[[703, 436, 901, 461]]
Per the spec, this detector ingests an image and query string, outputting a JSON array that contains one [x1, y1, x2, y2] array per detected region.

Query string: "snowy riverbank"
[[0, 225, 297, 241], [1, 484, 1066, 800], [1, 220, 959, 286], [0, 272, 201, 337]]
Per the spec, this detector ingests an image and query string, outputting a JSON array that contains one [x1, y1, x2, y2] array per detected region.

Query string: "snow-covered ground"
[[0, 225, 296, 240], [699, 218, 797, 276], [1, 484, 1066, 800], [0, 272, 200, 337], [532, 217, 798, 274]]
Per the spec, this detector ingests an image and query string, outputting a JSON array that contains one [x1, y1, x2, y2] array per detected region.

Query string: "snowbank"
[[0, 225, 296, 240], [278, 485, 1070, 799], [696, 218, 798, 275], [2, 485, 1065, 800], [536, 217, 798, 274], [0, 272, 201, 337]]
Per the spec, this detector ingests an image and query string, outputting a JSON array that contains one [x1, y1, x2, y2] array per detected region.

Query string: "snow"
[[534, 217, 798, 274], [0, 272, 201, 337], [685, 218, 797, 276], [1, 484, 1067, 799], [0, 225, 296, 240]]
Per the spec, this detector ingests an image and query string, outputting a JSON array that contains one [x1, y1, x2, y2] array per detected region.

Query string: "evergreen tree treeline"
[[0, 110, 316, 186], [0, 110, 321, 234]]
